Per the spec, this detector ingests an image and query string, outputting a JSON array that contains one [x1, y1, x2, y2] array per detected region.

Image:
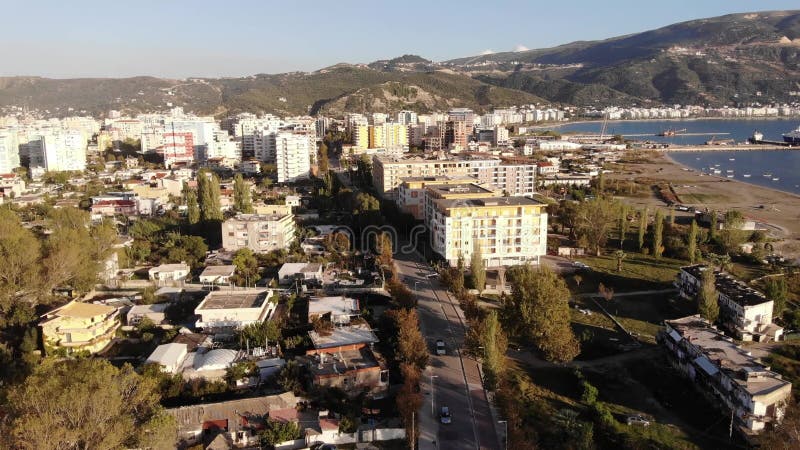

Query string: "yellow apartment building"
[[427, 196, 548, 267], [40, 300, 121, 355]]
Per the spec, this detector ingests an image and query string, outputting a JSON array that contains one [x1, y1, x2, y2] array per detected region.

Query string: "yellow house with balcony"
[[40, 300, 121, 355]]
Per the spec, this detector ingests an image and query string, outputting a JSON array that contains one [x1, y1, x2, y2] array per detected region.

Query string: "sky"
[[2, 0, 798, 79]]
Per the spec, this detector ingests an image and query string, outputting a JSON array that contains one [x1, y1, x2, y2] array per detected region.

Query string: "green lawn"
[[571, 252, 683, 294]]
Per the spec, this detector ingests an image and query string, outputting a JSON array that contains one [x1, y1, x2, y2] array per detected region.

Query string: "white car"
[[626, 415, 651, 426], [435, 339, 446, 355]]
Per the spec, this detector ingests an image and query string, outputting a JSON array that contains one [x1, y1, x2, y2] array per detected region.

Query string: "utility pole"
[[412, 411, 415, 450]]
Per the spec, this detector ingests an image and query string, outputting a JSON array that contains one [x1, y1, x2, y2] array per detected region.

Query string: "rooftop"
[[227, 213, 291, 222], [167, 392, 302, 434], [309, 323, 379, 350], [197, 288, 271, 310], [433, 195, 545, 210], [308, 296, 359, 319], [146, 343, 188, 366], [681, 265, 771, 307], [45, 300, 116, 320], [666, 316, 791, 397], [200, 265, 236, 277], [426, 183, 497, 196], [305, 347, 382, 378]]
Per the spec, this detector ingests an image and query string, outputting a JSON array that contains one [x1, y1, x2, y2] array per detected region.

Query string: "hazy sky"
[[2, 0, 797, 78]]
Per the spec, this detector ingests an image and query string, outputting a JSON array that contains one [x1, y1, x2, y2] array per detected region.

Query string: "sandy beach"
[[610, 152, 800, 258]]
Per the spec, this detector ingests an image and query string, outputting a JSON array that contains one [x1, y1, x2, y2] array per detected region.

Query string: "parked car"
[[572, 261, 590, 270], [626, 415, 651, 426], [440, 406, 452, 424], [435, 339, 446, 355]]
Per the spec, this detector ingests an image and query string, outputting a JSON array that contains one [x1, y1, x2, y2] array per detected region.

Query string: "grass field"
[[571, 252, 684, 294]]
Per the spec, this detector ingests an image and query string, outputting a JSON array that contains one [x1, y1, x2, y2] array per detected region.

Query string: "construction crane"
[[599, 116, 608, 140]]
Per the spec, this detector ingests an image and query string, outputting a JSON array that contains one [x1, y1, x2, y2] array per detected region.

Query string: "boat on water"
[[783, 125, 800, 144], [773, 177, 781, 181], [713, 169, 722, 174], [657, 128, 686, 137], [726, 169, 734, 173], [729, 158, 736, 161], [764, 172, 773, 177], [726, 175, 734, 178], [743, 174, 751, 178]]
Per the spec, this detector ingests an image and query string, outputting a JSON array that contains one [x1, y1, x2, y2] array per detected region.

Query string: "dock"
[[657, 144, 797, 152]]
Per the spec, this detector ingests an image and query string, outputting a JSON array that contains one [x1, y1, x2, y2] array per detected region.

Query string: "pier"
[[656, 144, 797, 152]]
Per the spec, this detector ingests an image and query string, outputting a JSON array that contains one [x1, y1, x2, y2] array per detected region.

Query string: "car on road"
[[572, 261, 590, 270], [435, 339, 446, 355], [440, 406, 451, 424], [626, 415, 651, 426]]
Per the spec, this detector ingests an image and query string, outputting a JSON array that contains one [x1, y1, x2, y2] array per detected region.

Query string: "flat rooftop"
[[306, 347, 381, 377], [666, 316, 790, 397], [400, 175, 478, 184], [228, 213, 290, 222], [433, 195, 545, 210], [309, 323, 378, 350], [197, 289, 271, 310], [308, 296, 359, 318], [47, 301, 115, 319], [682, 265, 770, 307], [427, 183, 497, 196]]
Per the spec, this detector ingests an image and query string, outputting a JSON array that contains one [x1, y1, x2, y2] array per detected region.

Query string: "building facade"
[[40, 301, 121, 355], [275, 131, 312, 182], [677, 265, 783, 341], [221, 213, 296, 253], [660, 315, 791, 434], [427, 195, 548, 267]]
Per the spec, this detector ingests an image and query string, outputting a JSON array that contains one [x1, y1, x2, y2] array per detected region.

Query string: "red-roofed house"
[[90, 199, 137, 218]]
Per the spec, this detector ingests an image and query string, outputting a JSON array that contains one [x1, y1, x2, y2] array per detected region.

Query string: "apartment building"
[[28, 131, 87, 172], [195, 288, 276, 330], [396, 175, 482, 220], [40, 300, 121, 355], [427, 195, 548, 267], [275, 131, 312, 182], [660, 315, 791, 434], [368, 123, 408, 149], [0, 130, 20, 174], [677, 265, 783, 342], [221, 213, 296, 253], [445, 120, 470, 150], [372, 155, 537, 199]]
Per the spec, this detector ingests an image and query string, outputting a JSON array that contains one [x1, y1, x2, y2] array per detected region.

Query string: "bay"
[[545, 118, 800, 195]]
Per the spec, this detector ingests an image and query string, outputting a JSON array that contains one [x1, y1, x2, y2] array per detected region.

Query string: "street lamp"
[[414, 281, 420, 294], [498, 420, 508, 450], [430, 374, 439, 416]]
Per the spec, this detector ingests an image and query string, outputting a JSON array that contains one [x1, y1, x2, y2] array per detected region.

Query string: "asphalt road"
[[394, 247, 500, 450]]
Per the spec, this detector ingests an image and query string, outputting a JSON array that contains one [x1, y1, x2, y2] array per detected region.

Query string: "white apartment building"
[[0, 131, 20, 174], [275, 131, 312, 183], [29, 131, 87, 172], [661, 316, 791, 434], [426, 195, 548, 267], [372, 155, 537, 199], [221, 213, 297, 253], [195, 288, 276, 330], [677, 265, 783, 342]]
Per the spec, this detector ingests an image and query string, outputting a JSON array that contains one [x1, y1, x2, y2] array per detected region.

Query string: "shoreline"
[[661, 153, 800, 200], [539, 116, 800, 129]]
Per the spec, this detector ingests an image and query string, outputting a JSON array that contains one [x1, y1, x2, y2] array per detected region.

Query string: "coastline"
[[611, 153, 800, 258], [662, 152, 800, 200], [535, 116, 800, 130]]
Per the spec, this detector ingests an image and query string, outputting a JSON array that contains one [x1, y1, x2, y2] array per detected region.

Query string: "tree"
[[259, 420, 300, 446], [614, 250, 626, 272], [197, 170, 222, 221], [687, 220, 699, 263], [183, 184, 200, 225], [396, 363, 423, 447], [317, 142, 330, 175], [375, 232, 393, 267], [720, 209, 745, 251], [652, 209, 664, 258], [233, 173, 254, 214], [387, 278, 416, 309], [3, 359, 174, 449], [765, 278, 788, 317], [393, 308, 429, 369], [232, 248, 259, 286], [239, 321, 281, 348], [0, 208, 42, 327], [709, 210, 718, 242], [471, 240, 486, 294], [575, 198, 618, 256], [504, 266, 580, 363], [697, 269, 719, 323], [618, 204, 629, 248], [469, 310, 507, 389], [638, 208, 648, 252]]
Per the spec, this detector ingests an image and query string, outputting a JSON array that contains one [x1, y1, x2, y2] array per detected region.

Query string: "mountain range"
[[2, 9, 799, 118]]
